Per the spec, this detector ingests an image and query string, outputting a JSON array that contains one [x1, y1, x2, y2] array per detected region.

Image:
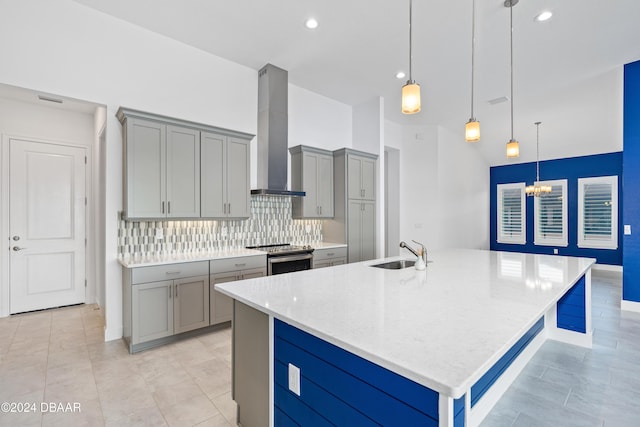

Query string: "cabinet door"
[[347, 156, 363, 200], [317, 153, 334, 217], [174, 275, 210, 334], [302, 152, 319, 216], [240, 267, 267, 280], [313, 260, 331, 269], [201, 132, 226, 217], [361, 158, 376, 201], [227, 137, 251, 218], [132, 280, 173, 344], [210, 271, 240, 325], [347, 200, 363, 262], [166, 126, 200, 218], [361, 202, 376, 261], [125, 118, 166, 218], [330, 258, 346, 267]]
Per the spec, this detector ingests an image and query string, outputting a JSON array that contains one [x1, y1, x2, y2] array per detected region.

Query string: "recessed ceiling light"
[[534, 11, 553, 22], [396, 71, 406, 79], [305, 18, 318, 29]]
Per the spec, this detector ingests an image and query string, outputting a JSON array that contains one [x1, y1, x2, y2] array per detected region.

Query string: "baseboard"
[[621, 299, 640, 313]]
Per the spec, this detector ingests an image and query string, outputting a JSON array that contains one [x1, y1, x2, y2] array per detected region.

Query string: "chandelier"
[[525, 121, 552, 197]]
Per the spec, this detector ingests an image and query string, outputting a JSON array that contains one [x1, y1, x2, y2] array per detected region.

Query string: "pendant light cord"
[[509, 2, 514, 141], [470, 0, 476, 119], [535, 121, 541, 182], [409, 0, 413, 82]]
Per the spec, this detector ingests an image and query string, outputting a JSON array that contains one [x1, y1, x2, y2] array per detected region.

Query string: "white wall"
[[0, 97, 96, 316], [397, 124, 489, 255]]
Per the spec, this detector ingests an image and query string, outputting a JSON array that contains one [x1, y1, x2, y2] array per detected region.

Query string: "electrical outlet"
[[288, 363, 301, 396], [155, 228, 164, 240], [553, 248, 558, 255], [625, 225, 632, 235]]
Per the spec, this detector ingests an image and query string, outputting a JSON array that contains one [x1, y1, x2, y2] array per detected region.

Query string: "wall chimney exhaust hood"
[[251, 64, 305, 197]]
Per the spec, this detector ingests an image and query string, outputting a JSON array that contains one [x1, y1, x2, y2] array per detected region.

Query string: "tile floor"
[[0, 272, 638, 426], [0, 305, 236, 426], [482, 272, 640, 427]]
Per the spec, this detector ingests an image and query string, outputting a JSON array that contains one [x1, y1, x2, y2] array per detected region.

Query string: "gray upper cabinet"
[[201, 132, 251, 219], [117, 107, 253, 220], [322, 148, 378, 263], [347, 155, 376, 201], [166, 125, 201, 218], [121, 118, 200, 219], [290, 145, 334, 218]]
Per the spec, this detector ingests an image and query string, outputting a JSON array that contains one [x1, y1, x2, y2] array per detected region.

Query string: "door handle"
[[12, 246, 26, 251], [12, 236, 20, 241]]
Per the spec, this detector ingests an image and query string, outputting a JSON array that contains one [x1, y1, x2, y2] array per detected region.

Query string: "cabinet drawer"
[[131, 261, 209, 284], [211, 255, 266, 273], [314, 247, 347, 261]]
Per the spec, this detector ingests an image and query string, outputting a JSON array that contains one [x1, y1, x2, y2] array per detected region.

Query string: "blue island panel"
[[274, 319, 444, 425], [471, 317, 545, 407], [556, 276, 587, 333]]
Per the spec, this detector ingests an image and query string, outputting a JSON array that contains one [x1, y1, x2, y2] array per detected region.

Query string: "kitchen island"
[[216, 249, 594, 427]]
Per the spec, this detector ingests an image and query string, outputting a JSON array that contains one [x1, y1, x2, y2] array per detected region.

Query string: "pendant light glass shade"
[[402, 82, 421, 114], [401, 0, 421, 114], [465, 0, 480, 142], [506, 139, 519, 158], [465, 119, 480, 142]]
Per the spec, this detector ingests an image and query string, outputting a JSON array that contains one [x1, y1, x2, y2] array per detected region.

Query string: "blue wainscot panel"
[[470, 317, 545, 407], [274, 319, 464, 426], [557, 276, 587, 333]]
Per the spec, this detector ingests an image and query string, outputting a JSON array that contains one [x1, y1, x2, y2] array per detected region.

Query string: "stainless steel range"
[[247, 243, 314, 275]]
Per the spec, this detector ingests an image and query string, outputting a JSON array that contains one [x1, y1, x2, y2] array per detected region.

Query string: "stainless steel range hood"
[[251, 64, 305, 197]]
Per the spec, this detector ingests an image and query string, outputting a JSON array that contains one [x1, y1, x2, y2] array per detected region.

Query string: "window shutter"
[[578, 176, 618, 249], [534, 180, 567, 246], [498, 183, 525, 244]]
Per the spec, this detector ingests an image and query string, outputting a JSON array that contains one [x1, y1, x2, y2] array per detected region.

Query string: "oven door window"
[[269, 255, 313, 275]]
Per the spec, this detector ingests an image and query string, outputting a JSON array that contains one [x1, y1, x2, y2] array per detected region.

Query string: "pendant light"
[[505, 0, 519, 158], [402, 0, 421, 114], [465, 0, 480, 142], [525, 122, 552, 196]]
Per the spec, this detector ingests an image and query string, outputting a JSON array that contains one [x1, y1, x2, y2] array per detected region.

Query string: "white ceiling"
[[32, 1, 640, 164]]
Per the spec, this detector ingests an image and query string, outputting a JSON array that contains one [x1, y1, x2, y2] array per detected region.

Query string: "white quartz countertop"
[[119, 248, 265, 268], [118, 242, 346, 268], [215, 248, 595, 398]]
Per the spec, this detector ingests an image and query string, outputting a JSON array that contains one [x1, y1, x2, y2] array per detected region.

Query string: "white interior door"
[[9, 138, 86, 314]]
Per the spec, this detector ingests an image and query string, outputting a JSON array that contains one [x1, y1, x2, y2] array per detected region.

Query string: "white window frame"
[[534, 179, 568, 247], [497, 182, 526, 245], [578, 175, 618, 250]]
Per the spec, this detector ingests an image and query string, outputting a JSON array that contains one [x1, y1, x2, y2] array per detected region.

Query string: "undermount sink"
[[370, 259, 416, 270]]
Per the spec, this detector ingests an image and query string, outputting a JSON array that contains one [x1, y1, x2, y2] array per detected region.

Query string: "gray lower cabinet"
[[210, 256, 267, 325], [313, 247, 347, 269], [124, 261, 210, 352], [348, 201, 376, 263]]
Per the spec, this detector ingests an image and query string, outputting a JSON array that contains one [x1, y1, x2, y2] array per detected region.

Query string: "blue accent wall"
[[490, 152, 623, 265], [624, 60, 640, 302]]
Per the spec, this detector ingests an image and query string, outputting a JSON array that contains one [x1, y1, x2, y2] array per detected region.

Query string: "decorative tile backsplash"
[[118, 196, 323, 258]]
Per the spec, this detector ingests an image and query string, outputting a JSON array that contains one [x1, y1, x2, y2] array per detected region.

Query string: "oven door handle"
[[268, 253, 314, 264]]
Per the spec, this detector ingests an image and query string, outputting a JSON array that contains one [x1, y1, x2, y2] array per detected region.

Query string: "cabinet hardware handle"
[[162, 201, 165, 213], [320, 206, 322, 215], [228, 203, 231, 215], [327, 253, 334, 257], [169, 285, 172, 299], [175, 284, 178, 297], [235, 263, 246, 267], [168, 201, 171, 214], [165, 271, 181, 275]]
